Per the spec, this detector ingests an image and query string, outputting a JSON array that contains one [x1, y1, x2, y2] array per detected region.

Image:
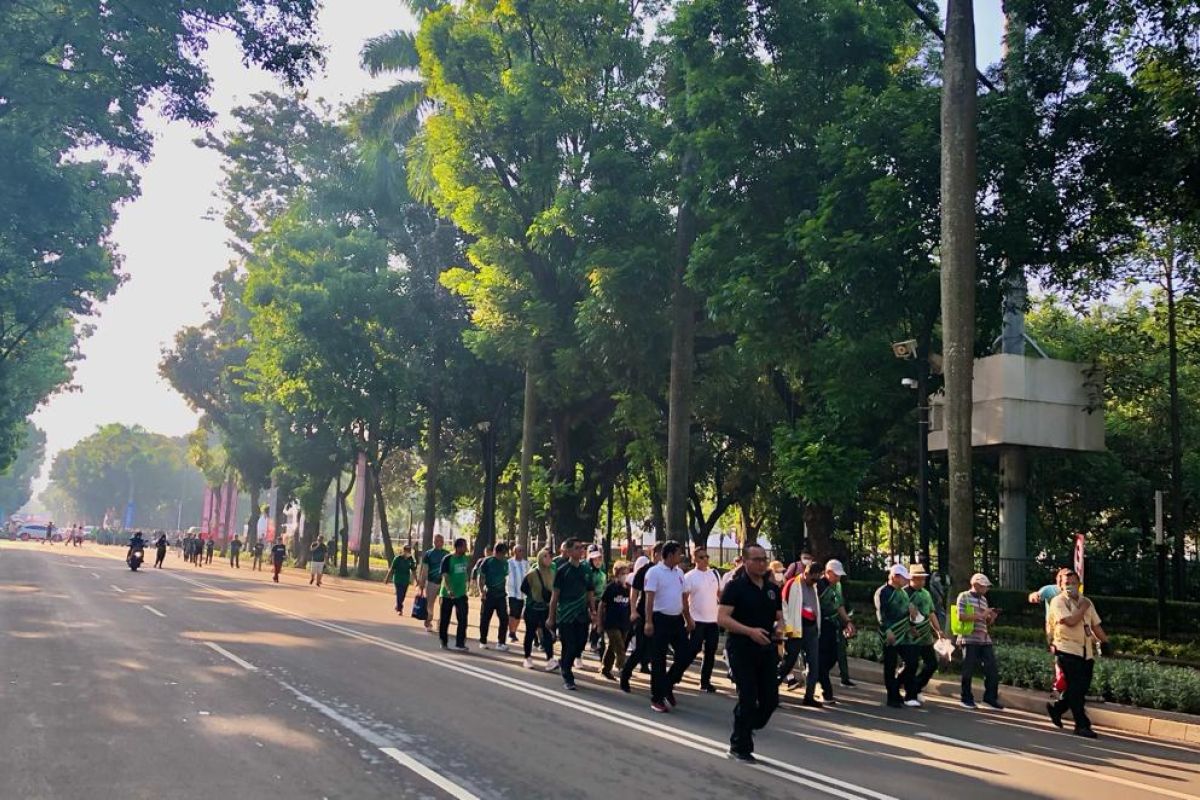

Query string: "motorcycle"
[[127, 547, 145, 572]]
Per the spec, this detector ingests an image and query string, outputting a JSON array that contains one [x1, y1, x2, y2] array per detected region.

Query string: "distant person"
[[587, 545, 608, 656], [599, 562, 632, 680], [229, 535, 242, 568], [154, 533, 168, 569], [900, 563, 943, 704], [418, 534, 449, 634], [204, 537, 215, 565], [620, 542, 663, 693], [309, 536, 327, 587], [817, 560, 856, 700], [519, 548, 558, 671], [251, 539, 264, 571], [778, 561, 822, 705], [270, 539, 287, 582], [782, 550, 814, 583], [1046, 569, 1107, 738], [438, 538, 471, 651], [956, 573, 1003, 710], [46, 521, 55, 546], [506, 544, 530, 644], [384, 544, 416, 615], [477, 542, 510, 650]]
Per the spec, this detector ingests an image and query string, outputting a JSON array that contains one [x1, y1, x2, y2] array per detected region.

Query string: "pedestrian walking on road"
[[955, 573, 1003, 710], [547, 538, 596, 691], [668, 545, 721, 693], [506, 545, 529, 644], [778, 561, 823, 706], [438, 538, 471, 651], [384, 545, 416, 614], [229, 535, 242, 569], [418, 534, 449, 633], [309, 536, 327, 587], [875, 564, 918, 709], [478, 542, 510, 650], [587, 545, 607, 656], [520, 548, 558, 671], [251, 539, 264, 571], [599, 562, 631, 679], [154, 533, 169, 569], [619, 542, 662, 692], [718, 544, 783, 764], [270, 539, 287, 582], [1030, 568, 1069, 701], [643, 540, 691, 712], [900, 564, 943, 704], [815, 559, 855, 702], [1046, 569, 1107, 738], [204, 538, 215, 565]]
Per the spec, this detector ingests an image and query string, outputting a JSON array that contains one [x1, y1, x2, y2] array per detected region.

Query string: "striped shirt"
[[955, 590, 992, 645]]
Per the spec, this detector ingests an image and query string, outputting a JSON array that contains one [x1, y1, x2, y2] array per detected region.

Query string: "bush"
[[845, 629, 1200, 714]]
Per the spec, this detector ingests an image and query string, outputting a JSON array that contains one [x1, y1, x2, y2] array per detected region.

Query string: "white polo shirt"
[[683, 567, 720, 623], [643, 563, 686, 616]]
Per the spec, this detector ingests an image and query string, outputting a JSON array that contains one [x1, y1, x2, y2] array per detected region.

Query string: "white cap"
[[970, 573, 992, 587], [889, 563, 910, 580], [825, 559, 847, 577], [633, 555, 650, 572], [587, 544, 602, 559]]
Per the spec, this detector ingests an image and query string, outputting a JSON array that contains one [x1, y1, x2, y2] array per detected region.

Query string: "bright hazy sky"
[[29, 2, 1003, 498]]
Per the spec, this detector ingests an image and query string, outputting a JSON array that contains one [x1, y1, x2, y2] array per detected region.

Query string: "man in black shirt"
[[718, 544, 783, 764], [619, 542, 663, 693]]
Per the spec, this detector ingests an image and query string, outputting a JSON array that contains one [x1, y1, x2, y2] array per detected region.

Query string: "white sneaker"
[[523, 658, 534, 669], [480, 643, 490, 650], [545, 658, 559, 672], [495, 643, 509, 652], [904, 699, 922, 708], [916, 693, 925, 704]]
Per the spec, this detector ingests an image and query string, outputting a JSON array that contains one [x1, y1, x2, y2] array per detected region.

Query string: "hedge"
[[839, 579, 1200, 636], [845, 633, 1200, 715]]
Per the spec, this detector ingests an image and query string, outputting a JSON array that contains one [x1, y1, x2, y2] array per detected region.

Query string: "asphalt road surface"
[[2, 541, 1198, 800]]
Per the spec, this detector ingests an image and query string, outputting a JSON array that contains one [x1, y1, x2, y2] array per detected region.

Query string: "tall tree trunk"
[[941, 0, 979, 593], [338, 472, 354, 578], [371, 462, 395, 566], [646, 466, 665, 540], [665, 149, 699, 540], [421, 405, 441, 551], [518, 363, 537, 553], [356, 468, 375, 579], [245, 485, 261, 548], [1165, 255, 1186, 598], [803, 503, 835, 561]]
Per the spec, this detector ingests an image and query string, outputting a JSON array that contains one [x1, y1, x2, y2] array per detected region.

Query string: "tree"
[[0, 423, 46, 515], [0, 1, 322, 472]]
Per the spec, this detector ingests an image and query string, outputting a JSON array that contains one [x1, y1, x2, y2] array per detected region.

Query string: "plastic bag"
[[933, 637, 955, 661]]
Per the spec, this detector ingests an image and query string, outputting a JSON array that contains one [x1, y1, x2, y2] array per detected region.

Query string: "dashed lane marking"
[[203, 641, 258, 672], [141, 605, 166, 618]]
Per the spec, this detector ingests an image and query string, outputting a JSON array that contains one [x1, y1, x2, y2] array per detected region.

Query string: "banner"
[[123, 501, 135, 530], [349, 452, 368, 553]]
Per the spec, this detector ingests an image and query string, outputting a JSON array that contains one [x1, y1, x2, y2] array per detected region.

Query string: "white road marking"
[[110, 585, 125, 594], [91, 572, 100, 579], [278, 680, 481, 800], [915, 732, 1199, 800], [166, 570, 892, 800], [203, 641, 258, 672], [141, 605, 166, 618]]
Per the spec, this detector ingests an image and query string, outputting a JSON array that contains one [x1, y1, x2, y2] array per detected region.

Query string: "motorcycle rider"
[[127, 530, 146, 567]]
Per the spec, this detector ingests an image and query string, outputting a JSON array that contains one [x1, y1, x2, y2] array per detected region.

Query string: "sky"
[[28, 2, 1005, 502]]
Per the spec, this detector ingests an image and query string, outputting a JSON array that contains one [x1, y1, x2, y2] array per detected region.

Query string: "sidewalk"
[[843, 655, 1200, 745]]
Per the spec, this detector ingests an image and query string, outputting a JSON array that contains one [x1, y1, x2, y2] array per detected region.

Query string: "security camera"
[[892, 340, 918, 360], [901, 378, 918, 389]]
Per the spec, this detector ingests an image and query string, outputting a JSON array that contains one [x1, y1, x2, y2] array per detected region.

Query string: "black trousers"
[[557, 618, 589, 684], [668, 621, 721, 688], [650, 612, 688, 703], [817, 624, 838, 700], [620, 618, 651, 683], [439, 595, 469, 648], [480, 593, 508, 644], [154, 549, 166, 568], [777, 626, 820, 700], [393, 583, 409, 611], [960, 643, 999, 705], [523, 607, 554, 660], [900, 643, 938, 699], [728, 641, 780, 756], [230, 552, 239, 568], [1051, 651, 1094, 731], [883, 643, 917, 703]]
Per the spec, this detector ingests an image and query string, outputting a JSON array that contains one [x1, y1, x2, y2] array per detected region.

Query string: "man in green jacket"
[[901, 563, 945, 704], [477, 542, 511, 650], [874, 564, 917, 709]]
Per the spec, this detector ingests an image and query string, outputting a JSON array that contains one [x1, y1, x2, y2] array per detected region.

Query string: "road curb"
[[844, 655, 1200, 745]]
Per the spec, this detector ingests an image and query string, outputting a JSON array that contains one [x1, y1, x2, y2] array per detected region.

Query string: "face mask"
[[1065, 584, 1081, 599], [801, 557, 812, 566]]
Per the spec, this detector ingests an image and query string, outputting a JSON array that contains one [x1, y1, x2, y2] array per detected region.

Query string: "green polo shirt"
[[439, 553, 470, 598]]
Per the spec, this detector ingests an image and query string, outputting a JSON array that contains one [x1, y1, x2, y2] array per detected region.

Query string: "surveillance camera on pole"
[[901, 377, 918, 389], [892, 339, 918, 360]]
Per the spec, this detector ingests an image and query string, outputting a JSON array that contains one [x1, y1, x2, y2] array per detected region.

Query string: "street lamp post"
[[898, 342, 932, 573]]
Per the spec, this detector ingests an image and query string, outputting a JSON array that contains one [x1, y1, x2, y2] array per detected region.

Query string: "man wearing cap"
[[875, 564, 918, 708], [587, 544, 608, 655], [815, 559, 856, 704], [956, 573, 1003, 710], [901, 563, 944, 704]]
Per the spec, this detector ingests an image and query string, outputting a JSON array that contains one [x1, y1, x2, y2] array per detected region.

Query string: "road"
[[2, 541, 1198, 800]]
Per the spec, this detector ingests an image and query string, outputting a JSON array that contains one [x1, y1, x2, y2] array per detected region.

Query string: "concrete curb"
[[843, 655, 1200, 745]]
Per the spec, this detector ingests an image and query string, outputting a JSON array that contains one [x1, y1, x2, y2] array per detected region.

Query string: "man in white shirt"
[[506, 544, 529, 644], [667, 545, 722, 692], [643, 540, 693, 712]]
